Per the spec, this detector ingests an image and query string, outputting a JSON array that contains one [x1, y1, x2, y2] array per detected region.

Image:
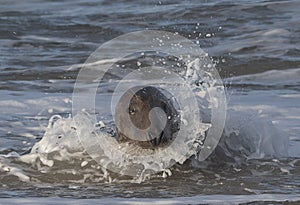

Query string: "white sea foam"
[[14, 103, 288, 182]]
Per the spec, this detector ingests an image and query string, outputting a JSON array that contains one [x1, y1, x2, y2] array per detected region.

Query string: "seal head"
[[115, 86, 180, 149]]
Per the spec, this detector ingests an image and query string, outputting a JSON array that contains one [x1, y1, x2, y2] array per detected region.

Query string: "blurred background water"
[[0, 0, 300, 204]]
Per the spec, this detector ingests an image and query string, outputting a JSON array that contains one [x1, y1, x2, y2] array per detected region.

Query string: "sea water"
[[0, 0, 300, 204]]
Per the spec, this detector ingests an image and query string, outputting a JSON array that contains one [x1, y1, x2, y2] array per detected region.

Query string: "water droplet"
[[81, 161, 88, 167]]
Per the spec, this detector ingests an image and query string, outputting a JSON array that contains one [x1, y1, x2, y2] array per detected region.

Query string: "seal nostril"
[[158, 131, 164, 144], [162, 102, 167, 113]]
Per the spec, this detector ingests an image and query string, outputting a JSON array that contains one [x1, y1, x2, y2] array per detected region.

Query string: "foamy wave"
[[13, 106, 288, 182], [216, 109, 288, 160]]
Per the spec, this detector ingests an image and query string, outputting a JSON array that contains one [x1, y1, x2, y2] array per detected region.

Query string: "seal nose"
[[115, 86, 180, 149]]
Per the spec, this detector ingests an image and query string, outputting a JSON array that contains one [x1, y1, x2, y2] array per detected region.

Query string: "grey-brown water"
[[0, 0, 300, 204]]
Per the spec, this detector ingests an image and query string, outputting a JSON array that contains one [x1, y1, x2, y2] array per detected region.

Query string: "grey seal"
[[115, 86, 180, 149]]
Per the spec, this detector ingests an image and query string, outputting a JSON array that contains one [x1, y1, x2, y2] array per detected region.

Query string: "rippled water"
[[1, 0, 300, 204]]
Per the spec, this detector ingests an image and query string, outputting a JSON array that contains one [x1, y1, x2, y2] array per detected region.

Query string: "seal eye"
[[128, 107, 136, 115]]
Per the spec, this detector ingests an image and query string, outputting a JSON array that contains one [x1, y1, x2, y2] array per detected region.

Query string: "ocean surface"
[[0, 0, 300, 204]]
